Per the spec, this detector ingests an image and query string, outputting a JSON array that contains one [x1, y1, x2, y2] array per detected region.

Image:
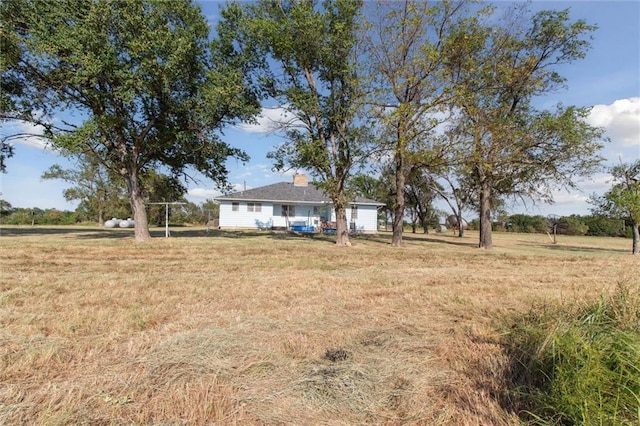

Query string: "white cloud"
[[236, 170, 253, 179], [0, 120, 49, 149], [231, 182, 251, 192], [258, 164, 276, 178], [186, 182, 254, 202], [186, 187, 221, 200], [588, 97, 640, 148], [231, 163, 296, 182], [575, 173, 612, 192], [549, 190, 589, 206], [236, 106, 303, 134], [548, 173, 611, 205], [512, 173, 613, 217]]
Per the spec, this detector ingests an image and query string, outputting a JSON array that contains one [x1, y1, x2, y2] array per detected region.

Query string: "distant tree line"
[[0, 204, 81, 225], [0, 199, 219, 227], [470, 214, 633, 238], [382, 213, 633, 240]]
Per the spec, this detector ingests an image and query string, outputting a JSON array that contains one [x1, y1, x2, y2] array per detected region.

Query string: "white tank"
[[446, 215, 468, 230], [119, 218, 135, 228], [104, 218, 121, 228]]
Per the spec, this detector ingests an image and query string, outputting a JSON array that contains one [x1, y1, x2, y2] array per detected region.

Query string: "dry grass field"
[[1, 225, 638, 425]]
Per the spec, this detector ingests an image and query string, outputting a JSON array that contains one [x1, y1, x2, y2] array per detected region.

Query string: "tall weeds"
[[504, 282, 640, 425]]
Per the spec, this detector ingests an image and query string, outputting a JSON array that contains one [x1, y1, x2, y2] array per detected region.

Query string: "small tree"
[[591, 161, 640, 255], [405, 168, 441, 234], [202, 199, 220, 220], [430, 164, 475, 238], [41, 154, 126, 225], [347, 172, 393, 229], [142, 170, 188, 227]]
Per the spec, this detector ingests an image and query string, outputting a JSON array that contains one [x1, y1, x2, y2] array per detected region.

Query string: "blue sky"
[[1, 0, 638, 219]]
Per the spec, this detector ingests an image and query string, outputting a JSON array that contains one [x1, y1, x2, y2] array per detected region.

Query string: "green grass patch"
[[504, 283, 640, 425]]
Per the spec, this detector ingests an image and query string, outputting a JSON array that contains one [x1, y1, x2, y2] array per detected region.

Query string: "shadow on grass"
[[405, 235, 478, 248], [361, 231, 478, 248], [0, 225, 136, 239], [517, 240, 630, 255], [4, 226, 626, 254], [206, 229, 340, 244], [0, 225, 478, 248], [0, 226, 339, 244]]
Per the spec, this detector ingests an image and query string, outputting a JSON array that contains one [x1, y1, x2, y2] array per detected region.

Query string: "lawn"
[[0, 226, 637, 425]]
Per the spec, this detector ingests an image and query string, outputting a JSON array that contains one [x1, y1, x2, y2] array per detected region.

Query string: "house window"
[[232, 202, 239, 212], [247, 202, 262, 212], [350, 205, 358, 220], [315, 206, 330, 221], [281, 205, 295, 217]]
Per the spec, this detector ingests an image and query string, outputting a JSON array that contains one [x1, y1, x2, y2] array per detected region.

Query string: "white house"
[[215, 174, 383, 233]]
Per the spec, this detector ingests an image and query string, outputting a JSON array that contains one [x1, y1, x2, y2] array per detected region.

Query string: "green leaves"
[[505, 284, 640, 424], [0, 142, 13, 173], [4, 0, 263, 239], [221, 0, 365, 244], [228, 0, 365, 182], [441, 4, 605, 248], [596, 161, 640, 224], [5, 0, 254, 179]]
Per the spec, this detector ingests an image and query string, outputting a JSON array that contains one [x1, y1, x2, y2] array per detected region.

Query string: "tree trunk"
[[478, 180, 492, 249], [392, 153, 405, 247], [632, 221, 639, 255], [334, 203, 350, 246], [392, 195, 404, 246], [422, 218, 429, 234], [97, 207, 104, 226], [125, 170, 151, 242], [457, 212, 465, 238]]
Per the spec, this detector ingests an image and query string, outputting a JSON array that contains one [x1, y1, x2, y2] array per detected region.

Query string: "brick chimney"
[[293, 173, 308, 187]]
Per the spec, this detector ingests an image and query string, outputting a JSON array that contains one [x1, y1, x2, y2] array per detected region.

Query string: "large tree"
[[362, 0, 467, 246], [591, 161, 640, 255], [444, 6, 606, 249], [224, 0, 368, 246], [1, 0, 260, 241]]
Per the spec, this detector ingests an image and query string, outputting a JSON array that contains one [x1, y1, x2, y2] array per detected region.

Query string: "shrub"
[[508, 214, 549, 233], [559, 215, 589, 236], [583, 215, 626, 237], [1, 208, 80, 225], [504, 283, 640, 425]]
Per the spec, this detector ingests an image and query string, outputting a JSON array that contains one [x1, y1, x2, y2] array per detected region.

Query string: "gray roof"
[[215, 182, 383, 206]]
